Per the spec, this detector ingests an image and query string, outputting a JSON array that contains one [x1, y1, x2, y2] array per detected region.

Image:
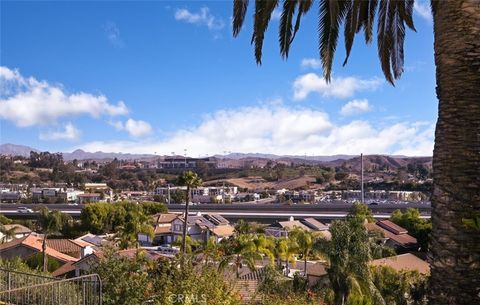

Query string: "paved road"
[[0, 202, 430, 221]]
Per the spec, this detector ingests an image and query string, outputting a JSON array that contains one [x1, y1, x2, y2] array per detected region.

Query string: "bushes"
[[80, 201, 168, 234], [25, 252, 60, 272]]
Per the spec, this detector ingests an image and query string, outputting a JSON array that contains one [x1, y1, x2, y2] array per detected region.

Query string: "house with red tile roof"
[[366, 220, 418, 251], [370, 253, 430, 275], [0, 234, 78, 265]]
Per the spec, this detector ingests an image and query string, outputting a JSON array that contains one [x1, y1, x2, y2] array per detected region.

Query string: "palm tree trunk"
[[182, 186, 190, 254], [304, 255, 307, 277], [429, 1, 480, 304], [42, 234, 47, 272]]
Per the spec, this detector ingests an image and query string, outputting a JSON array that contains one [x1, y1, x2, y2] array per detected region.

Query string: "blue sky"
[[0, 0, 436, 156]]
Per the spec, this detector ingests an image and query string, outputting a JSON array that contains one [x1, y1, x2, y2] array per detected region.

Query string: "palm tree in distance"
[[232, 1, 480, 303], [37, 208, 70, 272], [177, 171, 202, 254], [289, 227, 315, 277], [0, 224, 17, 244]]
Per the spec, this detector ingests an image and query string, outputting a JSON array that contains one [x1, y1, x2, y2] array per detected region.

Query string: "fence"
[[0, 268, 102, 305]]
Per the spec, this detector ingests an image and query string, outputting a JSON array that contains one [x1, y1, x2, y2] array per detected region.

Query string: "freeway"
[[0, 202, 430, 222]]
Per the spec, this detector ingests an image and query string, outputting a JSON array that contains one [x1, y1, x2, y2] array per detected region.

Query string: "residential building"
[[171, 213, 234, 243], [370, 253, 430, 275], [0, 190, 22, 202], [77, 193, 102, 204], [149, 213, 179, 245], [0, 234, 78, 266], [0, 224, 32, 243], [154, 186, 238, 203], [157, 156, 217, 169], [366, 220, 419, 251], [265, 217, 331, 239]]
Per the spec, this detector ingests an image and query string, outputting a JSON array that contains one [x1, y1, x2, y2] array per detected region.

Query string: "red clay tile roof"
[[366, 223, 417, 247], [154, 225, 172, 234], [209, 225, 235, 237], [0, 234, 78, 263], [46, 239, 83, 257], [370, 253, 430, 274], [152, 213, 178, 224], [51, 261, 76, 277], [377, 220, 408, 235], [3, 224, 32, 234]]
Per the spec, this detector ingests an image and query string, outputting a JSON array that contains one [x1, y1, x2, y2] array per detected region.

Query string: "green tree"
[[140, 201, 168, 215], [116, 203, 154, 249], [316, 218, 383, 305], [371, 266, 428, 305], [289, 228, 315, 277], [0, 224, 17, 243], [37, 208, 70, 272], [273, 236, 297, 268], [177, 171, 202, 254], [220, 234, 262, 278], [232, 2, 480, 303], [25, 252, 60, 272], [391, 208, 431, 251], [349, 202, 375, 223]]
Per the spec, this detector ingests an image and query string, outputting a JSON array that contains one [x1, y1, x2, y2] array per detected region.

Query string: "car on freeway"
[[17, 207, 34, 213]]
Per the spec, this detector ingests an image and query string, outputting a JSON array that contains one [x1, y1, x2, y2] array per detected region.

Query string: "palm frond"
[[357, 0, 378, 43], [318, 0, 348, 82], [279, 0, 298, 58], [398, 0, 416, 31], [377, 0, 413, 84], [343, 0, 362, 66], [252, 0, 279, 64], [377, 0, 394, 84], [289, 0, 314, 53], [233, 0, 249, 37], [391, 2, 406, 79]]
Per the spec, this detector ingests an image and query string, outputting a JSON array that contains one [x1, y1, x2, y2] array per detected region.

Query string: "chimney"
[[81, 246, 93, 258]]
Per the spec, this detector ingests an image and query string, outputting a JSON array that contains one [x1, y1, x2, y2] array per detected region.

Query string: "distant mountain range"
[[0, 143, 40, 157], [0, 144, 155, 161], [0, 143, 431, 165]]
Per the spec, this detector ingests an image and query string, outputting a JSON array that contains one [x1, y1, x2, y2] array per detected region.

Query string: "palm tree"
[[273, 237, 297, 271], [37, 208, 70, 272], [316, 218, 383, 305], [219, 234, 262, 278], [0, 224, 17, 243], [253, 234, 275, 265], [201, 236, 224, 265], [232, 1, 480, 303], [289, 228, 315, 277], [177, 171, 202, 254]]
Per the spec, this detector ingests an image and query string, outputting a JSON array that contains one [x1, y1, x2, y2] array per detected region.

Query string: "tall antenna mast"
[[361, 153, 364, 203]]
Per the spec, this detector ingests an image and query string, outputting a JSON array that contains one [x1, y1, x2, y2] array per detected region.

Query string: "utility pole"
[[361, 153, 365, 203], [167, 184, 171, 204], [184, 149, 187, 169]]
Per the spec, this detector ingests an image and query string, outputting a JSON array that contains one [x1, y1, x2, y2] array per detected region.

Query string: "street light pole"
[[361, 153, 365, 203], [184, 148, 187, 169]]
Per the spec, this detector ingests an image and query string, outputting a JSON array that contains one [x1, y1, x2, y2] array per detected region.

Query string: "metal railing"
[[0, 268, 102, 305]]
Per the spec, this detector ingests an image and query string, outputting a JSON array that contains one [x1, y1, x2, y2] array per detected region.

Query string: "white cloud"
[[414, 1, 432, 22], [174, 7, 225, 30], [40, 123, 81, 141], [111, 119, 153, 137], [301, 58, 322, 70], [340, 99, 372, 116], [76, 105, 434, 157], [103, 22, 125, 48], [293, 73, 382, 100], [0, 66, 129, 127]]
